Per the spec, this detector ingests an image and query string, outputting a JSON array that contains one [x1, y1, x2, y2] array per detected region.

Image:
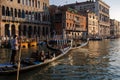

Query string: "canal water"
[[0, 39, 120, 80]]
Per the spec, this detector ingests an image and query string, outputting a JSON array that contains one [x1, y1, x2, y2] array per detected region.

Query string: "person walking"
[[10, 34, 19, 65]]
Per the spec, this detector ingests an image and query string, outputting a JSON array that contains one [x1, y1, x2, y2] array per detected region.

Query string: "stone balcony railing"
[[2, 16, 50, 24]]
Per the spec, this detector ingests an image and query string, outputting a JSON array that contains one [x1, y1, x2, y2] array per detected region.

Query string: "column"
[[40, 13, 43, 22]]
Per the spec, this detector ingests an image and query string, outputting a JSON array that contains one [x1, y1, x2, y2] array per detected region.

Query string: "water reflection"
[[1, 39, 120, 80]]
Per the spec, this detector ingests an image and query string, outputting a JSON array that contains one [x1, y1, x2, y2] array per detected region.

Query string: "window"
[[38, 13, 40, 21], [18, 0, 20, 3], [26, 0, 28, 5], [18, 9, 21, 18], [2, 6, 5, 16], [35, 0, 37, 8], [34, 12, 37, 20], [29, 12, 31, 20], [29, 0, 31, 6], [14, 9, 17, 17], [45, 3, 47, 9], [32, 0, 34, 7], [11, 8, 13, 16], [26, 11, 28, 20], [38, 1, 40, 8], [43, 3, 44, 9], [22, 0, 24, 5], [22, 10, 25, 18], [6, 7, 9, 16], [93, 16, 94, 19]]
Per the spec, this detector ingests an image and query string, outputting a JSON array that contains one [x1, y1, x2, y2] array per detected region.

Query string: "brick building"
[[52, 7, 87, 39], [65, 0, 110, 38]]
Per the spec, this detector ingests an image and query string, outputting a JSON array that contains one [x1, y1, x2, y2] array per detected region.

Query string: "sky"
[[50, 0, 120, 21]]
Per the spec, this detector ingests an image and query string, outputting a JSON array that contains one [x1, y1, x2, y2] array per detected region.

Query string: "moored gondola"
[[71, 39, 89, 49]]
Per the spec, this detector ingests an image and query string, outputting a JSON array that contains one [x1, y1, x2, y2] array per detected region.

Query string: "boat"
[[89, 36, 102, 41], [0, 45, 71, 75], [0, 39, 87, 74], [71, 39, 89, 50]]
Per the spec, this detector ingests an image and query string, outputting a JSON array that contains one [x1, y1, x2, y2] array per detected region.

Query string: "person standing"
[[10, 34, 19, 65]]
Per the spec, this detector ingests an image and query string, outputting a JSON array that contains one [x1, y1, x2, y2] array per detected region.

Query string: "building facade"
[[110, 19, 120, 37], [53, 7, 87, 39], [0, 0, 50, 40], [65, 0, 110, 38], [87, 12, 98, 38]]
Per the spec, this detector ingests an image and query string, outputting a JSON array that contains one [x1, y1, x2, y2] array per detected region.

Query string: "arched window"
[[34, 12, 37, 20], [26, 0, 28, 5], [11, 8, 13, 17], [5, 24, 9, 36], [26, 11, 28, 19], [32, 0, 34, 7], [29, 12, 31, 20], [46, 27, 48, 35], [28, 26, 32, 38], [14, 9, 17, 17], [38, 27, 41, 36], [18, 9, 21, 18], [42, 27, 45, 36], [11, 25, 16, 36], [2, 6, 5, 16], [23, 25, 27, 36], [22, 10, 25, 18], [19, 25, 22, 36], [18, 0, 20, 3], [22, 0, 24, 4], [29, 0, 31, 6], [38, 13, 40, 21], [6, 7, 9, 16], [34, 26, 36, 35]]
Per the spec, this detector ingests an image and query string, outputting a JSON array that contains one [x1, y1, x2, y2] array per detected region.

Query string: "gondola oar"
[[17, 37, 22, 80]]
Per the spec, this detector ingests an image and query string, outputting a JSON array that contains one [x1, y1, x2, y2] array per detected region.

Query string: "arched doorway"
[[11, 24, 16, 36], [46, 27, 48, 36], [23, 25, 27, 37], [28, 26, 32, 38], [19, 25, 22, 36], [2, 6, 5, 16], [34, 26, 37, 37], [5, 24, 10, 37], [42, 27, 45, 36], [38, 27, 41, 37]]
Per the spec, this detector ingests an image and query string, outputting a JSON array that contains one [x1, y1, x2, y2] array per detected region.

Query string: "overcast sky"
[[50, 0, 120, 21]]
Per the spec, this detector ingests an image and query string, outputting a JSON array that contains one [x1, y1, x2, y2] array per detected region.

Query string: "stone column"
[[40, 13, 43, 22], [0, 4, 2, 36]]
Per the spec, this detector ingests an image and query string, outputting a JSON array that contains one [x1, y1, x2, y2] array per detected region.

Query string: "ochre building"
[[53, 7, 87, 39], [0, 0, 50, 40]]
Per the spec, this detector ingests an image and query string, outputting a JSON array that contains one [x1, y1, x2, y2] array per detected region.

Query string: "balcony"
[[74, 20, 80, 25], [2, 16, 26, 22], [1, 16, 50, 24]]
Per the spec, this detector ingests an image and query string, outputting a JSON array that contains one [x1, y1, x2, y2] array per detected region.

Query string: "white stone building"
[[110, 19, 120, 37], [87, 12, 98, 38]]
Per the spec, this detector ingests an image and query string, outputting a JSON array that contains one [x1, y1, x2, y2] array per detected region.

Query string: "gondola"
[[0, 46, 71, 75], [71, 39, 89, 50], [0, 39, 88, 75]]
